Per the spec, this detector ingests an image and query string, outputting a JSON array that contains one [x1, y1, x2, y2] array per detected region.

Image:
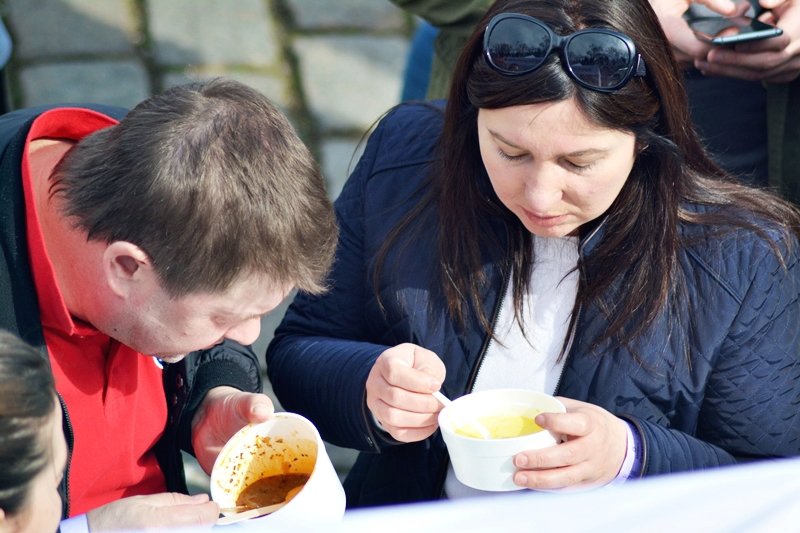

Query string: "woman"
[[266, 0, 800, 507], [0, 330, 66, 533]]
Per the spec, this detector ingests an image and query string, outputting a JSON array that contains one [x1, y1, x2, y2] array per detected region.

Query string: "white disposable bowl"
[[439, 389, 566, 491], [210, 412, 345, 527]]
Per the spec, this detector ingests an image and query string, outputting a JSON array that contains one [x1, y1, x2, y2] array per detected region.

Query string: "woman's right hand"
[[365, 343, 446, 443]]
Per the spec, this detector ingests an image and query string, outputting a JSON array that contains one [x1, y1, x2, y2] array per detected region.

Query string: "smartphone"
[[689, 15, 783, 45]]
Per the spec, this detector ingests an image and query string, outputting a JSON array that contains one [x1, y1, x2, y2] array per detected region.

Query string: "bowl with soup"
[[210, 412, 345, 526], [438, 389, 566, 491]]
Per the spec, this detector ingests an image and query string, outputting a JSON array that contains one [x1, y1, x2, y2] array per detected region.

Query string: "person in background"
[[0, 78, 337, 530], [0, 330, 65, 533], [392, 0, 800, 202], [268, 0, 800, 508], [400, 19, 439, 102], [390, 0, 493, 99], [651, 0, 800, 197]]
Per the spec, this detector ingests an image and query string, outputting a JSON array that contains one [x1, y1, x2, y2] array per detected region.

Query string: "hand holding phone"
[[689, 15, 783, 45]]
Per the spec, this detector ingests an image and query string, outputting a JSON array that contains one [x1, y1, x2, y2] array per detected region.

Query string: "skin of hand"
[[699, 1, 800, 82], [365, 343, 446, 443], [651, 0, 799, 82], [86, 493, 219, 531], [511, 397, 629, 490], [649, 0, 741, 66], [191, 386, 275, 474]]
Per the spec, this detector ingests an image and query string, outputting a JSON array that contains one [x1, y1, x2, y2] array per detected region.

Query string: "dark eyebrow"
[[489, 129, 525, 150], [488, 129, 611, 157]]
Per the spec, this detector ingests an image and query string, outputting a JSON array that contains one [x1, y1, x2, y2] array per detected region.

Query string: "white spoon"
[[217, 501, 287, 525], [433, 391, 492, 439]]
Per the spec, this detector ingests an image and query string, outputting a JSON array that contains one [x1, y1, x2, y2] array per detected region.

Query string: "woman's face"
[[478, 98, 637, 237], [4, 398, 68, 533]]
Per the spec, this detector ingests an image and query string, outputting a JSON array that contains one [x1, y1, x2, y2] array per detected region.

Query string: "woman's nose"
[[524, 167, 562, 213]]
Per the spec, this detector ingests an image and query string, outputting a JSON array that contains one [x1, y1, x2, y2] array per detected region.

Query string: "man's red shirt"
[[22, 108, 168, 516]]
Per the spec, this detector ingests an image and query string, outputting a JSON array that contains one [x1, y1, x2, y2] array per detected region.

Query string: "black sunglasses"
[[483, 13, 647, 93]]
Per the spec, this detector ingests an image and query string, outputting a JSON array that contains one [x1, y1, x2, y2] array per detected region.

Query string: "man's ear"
[[102, 241, 153, 298]]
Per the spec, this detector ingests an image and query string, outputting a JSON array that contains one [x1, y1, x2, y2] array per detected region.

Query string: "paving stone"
[[148, 0, 279, 67], [182, 452, 211, 495], [18, 60, 149, 108], [162, 69, 292, 111], [295, 35, 407, 132], [6, 0, 137, 59], [326, 443, 358, 480], [320, 137, 366, 200], [286, 0, 407, 31]]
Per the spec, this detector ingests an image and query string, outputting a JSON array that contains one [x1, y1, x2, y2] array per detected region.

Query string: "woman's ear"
[[102, 241, 153, 298]]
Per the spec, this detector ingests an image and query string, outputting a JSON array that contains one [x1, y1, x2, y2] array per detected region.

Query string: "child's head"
[[0, 330, 65, 533]]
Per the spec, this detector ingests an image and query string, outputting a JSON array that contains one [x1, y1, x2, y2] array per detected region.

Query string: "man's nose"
[[225, 317, 262, 347]]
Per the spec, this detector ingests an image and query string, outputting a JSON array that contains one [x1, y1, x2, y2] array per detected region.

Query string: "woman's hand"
[[512, 397, 629, 490], [365, 343, 445, 443]]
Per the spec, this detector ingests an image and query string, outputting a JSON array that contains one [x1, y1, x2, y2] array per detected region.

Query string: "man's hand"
[[191, 386, 274, 473], [365, 343, 445, 443], [86, 493, 219, 531], [650, 0, 800, 82], [649, 0, 741, 66], [699, 1, 800, 83]]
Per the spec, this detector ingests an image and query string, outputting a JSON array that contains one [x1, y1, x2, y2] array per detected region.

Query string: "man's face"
[[107, 274, 292, 359]]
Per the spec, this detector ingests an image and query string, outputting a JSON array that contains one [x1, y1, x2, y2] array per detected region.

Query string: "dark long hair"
[[0, 330, 57, 515], [393, 0, 800, 356]]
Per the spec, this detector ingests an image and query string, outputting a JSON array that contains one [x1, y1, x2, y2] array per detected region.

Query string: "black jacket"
[[267, 102, 800, 507], [0, 105, 262, 518]]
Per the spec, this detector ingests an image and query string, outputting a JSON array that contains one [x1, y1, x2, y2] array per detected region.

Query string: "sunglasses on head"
[[483, 13, 647, 93]]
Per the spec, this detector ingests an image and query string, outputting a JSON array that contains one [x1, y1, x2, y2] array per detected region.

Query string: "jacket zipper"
[[435, 220, 608, 497], [435, 268, 509, 497], [59, 393, 73, 519], [551, 219, 604, 394], [467, 274, 510, 393]]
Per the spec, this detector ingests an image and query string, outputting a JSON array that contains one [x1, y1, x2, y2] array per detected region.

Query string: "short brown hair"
[[52, 78, 337, 296]]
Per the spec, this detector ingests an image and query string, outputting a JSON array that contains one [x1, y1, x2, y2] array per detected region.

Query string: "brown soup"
[[236, 473, 310, 509]]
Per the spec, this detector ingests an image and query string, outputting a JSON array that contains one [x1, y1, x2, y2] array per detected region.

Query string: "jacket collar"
[[578, 215, 609, 258]]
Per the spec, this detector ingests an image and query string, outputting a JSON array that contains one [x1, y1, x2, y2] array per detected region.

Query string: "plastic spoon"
[[433, 391, 492, 439], [217, 501, 288, 525]]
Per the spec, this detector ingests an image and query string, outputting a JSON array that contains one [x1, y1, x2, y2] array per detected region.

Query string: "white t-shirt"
[[445, 235, 579, 499]]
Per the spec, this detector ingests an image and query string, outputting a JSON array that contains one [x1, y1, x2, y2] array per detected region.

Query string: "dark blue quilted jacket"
[[266, 102, 800, 508]]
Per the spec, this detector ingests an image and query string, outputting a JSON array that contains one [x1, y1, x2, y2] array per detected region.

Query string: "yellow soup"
[[454, 414, 543, 439]]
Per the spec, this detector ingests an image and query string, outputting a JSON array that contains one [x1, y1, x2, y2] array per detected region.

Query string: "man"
[[0, 78, 337, 530]]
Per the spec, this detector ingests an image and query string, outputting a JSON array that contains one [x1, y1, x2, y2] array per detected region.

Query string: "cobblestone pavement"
[[1, 0, 415, 492]]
